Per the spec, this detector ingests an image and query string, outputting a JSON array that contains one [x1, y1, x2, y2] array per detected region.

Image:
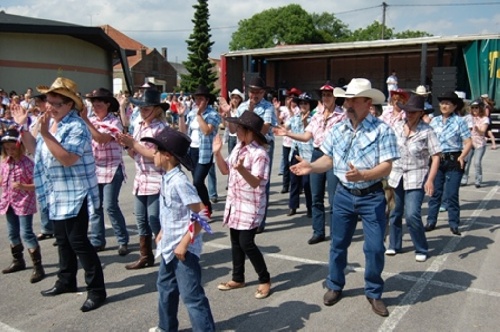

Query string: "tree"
[[180, 0, 218, 93], [348, 21, 393, 41], [394, 30, 432, 39], [310, 12, 351, 43]]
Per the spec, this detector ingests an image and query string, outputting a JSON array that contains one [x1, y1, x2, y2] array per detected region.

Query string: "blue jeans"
[[327, 185, 386, 299], [227, 135, 237, 155], [5, 207, 38, 249], [89, 167, 129, 246], [207, 163, 218, 199], [427, 160, 463, 229], [39, 206, 53, 235], [157, 253, 215, 332], [388, 179, 428, 255], [259, 140, 274, 229], [134, 194, 160, 236], [310, 148, 338, 238], [189, 148, 213, 214], [463, 146, 486, 186]]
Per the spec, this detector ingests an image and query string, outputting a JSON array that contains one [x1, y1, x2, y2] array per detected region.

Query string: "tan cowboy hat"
[[412, 85, 431, 96], [36, 77, 83, 111], [333, 78, 385, 105]]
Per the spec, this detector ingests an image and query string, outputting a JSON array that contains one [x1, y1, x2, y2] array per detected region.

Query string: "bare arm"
[[234, 157, 261, 188], [458, 138, 472, 169], [174, 201, 205, 261], [424, 154, 440, 196]]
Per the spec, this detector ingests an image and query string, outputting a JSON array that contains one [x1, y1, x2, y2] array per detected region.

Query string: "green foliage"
[[180, 0, 218, 94], [394, 30, 433, 39], [310, 12, 351, 43], [348, 21, 393, 41]]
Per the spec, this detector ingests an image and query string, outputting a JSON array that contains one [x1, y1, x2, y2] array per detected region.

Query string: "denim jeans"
[[327, 185, 386, 299], [134, 194, 160, 236], [207, 163, 218, 199], [388, 179, 428, 255], [189, 148, 213, 214], [39, 207, 53, 235], [229, 228, 270, 284], [427, 161, 463, 229], [5, 207, 38, 249], [89, 167, 129, 247], [463, 146, 486, 186], [310, 148, 338, 238], [227, 135, 237, 155], [259, 139, 274, 229], [157, 253, 215, 332], [281, 146, 291, 190], [289, 150, 311, 210]]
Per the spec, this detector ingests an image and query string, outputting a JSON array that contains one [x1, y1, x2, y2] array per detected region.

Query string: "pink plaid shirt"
[[0, 155, 37, 216], [305, 106, 345, 148], [381, 106, 406, 127], [280, 106, 298, 147], [223, 141, 270, 230], [90, 113, 126, 184], [132, 119, 167, 195]]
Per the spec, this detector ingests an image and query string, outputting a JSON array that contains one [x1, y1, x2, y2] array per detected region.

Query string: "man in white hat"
[[291, 78, 400, 317]]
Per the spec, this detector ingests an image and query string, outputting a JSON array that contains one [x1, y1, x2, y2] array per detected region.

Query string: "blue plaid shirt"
[[34, 110, 99, 220], [287, 113, 313, 162], [159, 166, 203, 264], [429, 113, 471, 153], [186, 106, 221, 164], [237, 99, 278, 142], [321, 113, 400, 189]]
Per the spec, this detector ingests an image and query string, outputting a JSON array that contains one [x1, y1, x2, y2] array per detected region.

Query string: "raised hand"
[[273, 98, 281, 110], [10, 103, 29, 125], [290, 156, 312, 176], [218, 97, 230, 117], [272, 125, 287, 136], [212, 133, 223, 154], [234, 156, 245, 172]]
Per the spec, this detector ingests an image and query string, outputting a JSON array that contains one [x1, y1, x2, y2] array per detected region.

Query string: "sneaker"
[[439, 206, 447, 212], [385, 249, 396, 256], [415, 254, 427, 262]]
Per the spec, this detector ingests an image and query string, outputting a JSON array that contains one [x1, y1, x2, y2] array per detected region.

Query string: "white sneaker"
[[385, 249, 396, 256], [415, 254, 427, 262]]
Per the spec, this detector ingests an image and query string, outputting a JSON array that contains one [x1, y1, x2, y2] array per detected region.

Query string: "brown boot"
[[125, 235, 155, 270], [2, 244, 26, 274], [29, 246, 45, 283]]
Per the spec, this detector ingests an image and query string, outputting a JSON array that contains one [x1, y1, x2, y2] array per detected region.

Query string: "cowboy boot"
[[2, 243, 26, 274], [125, 235, 155, 270], [29, 246, 45, 283]]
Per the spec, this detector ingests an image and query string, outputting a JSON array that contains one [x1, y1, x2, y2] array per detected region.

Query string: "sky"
[[2, 0, 500, 63]]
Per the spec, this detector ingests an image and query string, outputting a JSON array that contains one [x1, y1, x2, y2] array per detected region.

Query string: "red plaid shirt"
[[305, 106, 345, 148], [0, 155, 37, 216]]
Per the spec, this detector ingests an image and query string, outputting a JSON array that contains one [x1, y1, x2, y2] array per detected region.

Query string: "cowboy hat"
[[87, 88, 119, 113], [286, 87, 302, 97], [319, 81, 335, 91], [333, 78, 385, 105], [412, 85, 431, 96], [228, 88, 245, 101], [36, 77, 83, 111], [437, 91, 464, 111], [140, 127, 193, 171], [390, 88, 410, 101], [129, 89, 170, 111], [248, 76, 267, 90], [193, 85, 216, 105], [293, 92, 318, 110], [397, 94, 425, 113], [470, 98, 484, 108], [224, 111, 267, 143], [1, 128, 20, 143]]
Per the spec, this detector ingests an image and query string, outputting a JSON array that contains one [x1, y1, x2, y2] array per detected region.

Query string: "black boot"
[[2, 244, 26, 274], [29, 246, 45, 283]]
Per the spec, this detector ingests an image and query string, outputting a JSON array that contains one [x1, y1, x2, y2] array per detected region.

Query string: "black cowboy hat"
[[397, 94, 426, 113], [248, 76, 268, 90], [225, 111, 267, 143], [293, 92, 318, 110], [1, 128, 20, 143], [87, 88, 119, 113], [140, 127, 193, 171], [437, 91, 464, 111], [192, 85, 216, 105], [129, 89, 170, 111]]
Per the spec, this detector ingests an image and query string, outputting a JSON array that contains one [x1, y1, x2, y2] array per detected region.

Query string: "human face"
[[344, 97, 371, 123], [439, 100, 457, 117], [194, 95, 209, 109], [248, 88, 265, 104], [230, 95, 242, 108], [236, 125, 251, 144], [139, 106, 155, 121], [299, 101, 310, 114], [153, 149, 166, 169], [321, 90, 335, 109], [46, 95, 72, 122], [405, 110, 424, 125], [2, 141, 21, 160], [470, 105, 481, 116], [91, 100, 110, 118]]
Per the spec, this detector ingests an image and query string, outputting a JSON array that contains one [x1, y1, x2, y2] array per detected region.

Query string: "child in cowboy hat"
[[141, 127, 215, 332], [213, 111, 272, 299]]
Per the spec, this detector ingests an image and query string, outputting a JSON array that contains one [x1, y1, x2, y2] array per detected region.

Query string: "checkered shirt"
[[305, 106, 345, 148], [430, 113, 471, 153], [0, 155, 37, 215], [471, 116, 489, 148], [33, 110, 99, 220], [321, 113, 400, 189], [237, 99, 278, 142], [380, 106, 406, 127], [132, 119, 167, 195], [280, 106, 299, 147], [158, 166, 203, 264], [388, 121, 442, 190], [186, 106, 221, 164], [223, 141, 270, 230], [89, 113, 126, 184], [287, 113, 313, 162]]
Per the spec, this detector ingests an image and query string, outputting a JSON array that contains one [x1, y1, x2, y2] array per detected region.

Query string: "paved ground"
[[0, 135, 499, 332]]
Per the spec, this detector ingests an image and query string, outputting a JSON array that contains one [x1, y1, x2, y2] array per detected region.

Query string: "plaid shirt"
[[279, 106, 298, 147], [430, 113, 471, 153], [287, 113, 313, 162], [388, 121, 442, 190], [89, 113, 126, 184], [321, 114, 400, 189], [158, 166, 203, 264], [33, 110, 99, 220], [223, 141, 270, 230], [186, 106, 221, 164], [237, 99, 278, 142], [0, 155, 37, 216], [381, 106, 406, 127], [305, 106, 345, 148], [471, 116, 489, 148], [132, 119, 167, 195]]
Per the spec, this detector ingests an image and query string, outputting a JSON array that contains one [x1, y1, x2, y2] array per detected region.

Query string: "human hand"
[[424, 180, 434, 197], [273, 98, 281, 110], [39, 111, 51, 137], [213, 133, 223, 154], [345, 162, 365, 182], [174, 243, 187, 261], [272, 125, 287, 136], [178, 102, 187, 116], [290, 156, 312, 176], [301, 111, 310, 123], [234, 156, 245, 172], [11, 182, 21, 190], [10, 103, 28, 125], [116, 133, 135, 149]]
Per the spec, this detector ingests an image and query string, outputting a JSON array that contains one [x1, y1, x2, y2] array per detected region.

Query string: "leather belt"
[[441, 151, 461, 161], [342, 182, 383, 197]]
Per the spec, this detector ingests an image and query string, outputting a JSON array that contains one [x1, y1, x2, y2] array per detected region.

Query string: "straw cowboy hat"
[[141, 127, 193, 171], [36, 77, 83, 111], [129, 89, 170, 111], [224, 110, 267, 143], [333, 78, 385, 105], [412, 85, 431, 96], [87, 88, 119, 113], [228, 88, 245, 101]]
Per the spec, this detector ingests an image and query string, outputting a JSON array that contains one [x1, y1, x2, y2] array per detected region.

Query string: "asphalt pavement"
[[0, 135, 499, 332]]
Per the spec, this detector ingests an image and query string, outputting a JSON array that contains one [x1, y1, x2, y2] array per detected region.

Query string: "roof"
[[222, 33, 500, 59], [101, 25, 153, 68]]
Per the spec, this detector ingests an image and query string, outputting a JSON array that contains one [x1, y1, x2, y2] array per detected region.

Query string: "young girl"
[[213, 111, 271, 299], [0, 129, 45, 283]]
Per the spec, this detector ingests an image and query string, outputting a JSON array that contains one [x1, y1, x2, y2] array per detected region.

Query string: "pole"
[[381, 2, 387, 40]]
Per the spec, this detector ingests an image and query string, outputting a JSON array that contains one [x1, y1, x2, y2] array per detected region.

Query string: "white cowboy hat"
[[412, 85, 431, 96], [333, 78, 385, 105], [228, 88, 245, 101]]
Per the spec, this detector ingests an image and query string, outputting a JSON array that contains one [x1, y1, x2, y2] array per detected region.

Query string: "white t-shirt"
[[189, 116, 201, 148]]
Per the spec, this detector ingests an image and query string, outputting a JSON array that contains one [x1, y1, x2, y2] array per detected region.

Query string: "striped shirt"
[[186, 106, 221, 164], [237, 99, 278, 142], [287, 113, 313, 162], [430, 113, 471, 153], [321, 113, 400, 189], [33, 110, 99, 220], [305, 106, 345, 148], [0, 155, 37, 216]]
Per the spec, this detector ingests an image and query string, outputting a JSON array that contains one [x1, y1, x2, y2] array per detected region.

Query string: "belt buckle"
[[351, 188, 362, 196]]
